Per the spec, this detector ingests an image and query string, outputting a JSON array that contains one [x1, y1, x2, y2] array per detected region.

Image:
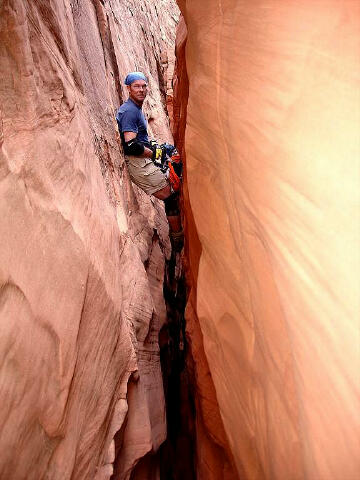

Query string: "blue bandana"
[[124, 72, 148, 86]]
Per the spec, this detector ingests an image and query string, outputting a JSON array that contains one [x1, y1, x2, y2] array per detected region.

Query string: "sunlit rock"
[[177, 1, 360, 478]]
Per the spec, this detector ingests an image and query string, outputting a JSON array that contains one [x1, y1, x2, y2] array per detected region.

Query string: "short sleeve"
[[117, 109, 139, 133]]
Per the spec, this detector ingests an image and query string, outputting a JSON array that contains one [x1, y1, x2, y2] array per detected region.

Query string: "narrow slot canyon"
[[0, 1, 359, 480]]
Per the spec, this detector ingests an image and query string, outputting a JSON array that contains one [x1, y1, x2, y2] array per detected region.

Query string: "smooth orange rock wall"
[[0, 1, 178, 479], [178, 1, 360, 479], [172, 17, 239, 480]]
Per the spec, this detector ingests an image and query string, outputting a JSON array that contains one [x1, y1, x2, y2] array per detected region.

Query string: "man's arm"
[[124, 131, 153, 158]]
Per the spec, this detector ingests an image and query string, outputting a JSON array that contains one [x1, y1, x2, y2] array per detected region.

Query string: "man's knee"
[[164, 192, 180, 216], [152, 184, 171, 200]]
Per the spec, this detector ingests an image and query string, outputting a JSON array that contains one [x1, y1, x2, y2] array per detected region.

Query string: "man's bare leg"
[[152, 185, 171, 200], [153, 185, 182, 234]]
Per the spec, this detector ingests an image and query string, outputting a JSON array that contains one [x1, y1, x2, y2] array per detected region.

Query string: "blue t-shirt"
[[116, 98, 150, 147]]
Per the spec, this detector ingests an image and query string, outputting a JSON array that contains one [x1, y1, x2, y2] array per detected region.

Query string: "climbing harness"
[[150, 141, 183, 192]]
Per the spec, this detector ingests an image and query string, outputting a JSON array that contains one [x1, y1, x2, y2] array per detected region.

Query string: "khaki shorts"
[[125, 155, 169, 195]]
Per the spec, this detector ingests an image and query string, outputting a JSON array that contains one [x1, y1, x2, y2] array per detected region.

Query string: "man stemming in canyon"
[[116, 72, 183, 249]]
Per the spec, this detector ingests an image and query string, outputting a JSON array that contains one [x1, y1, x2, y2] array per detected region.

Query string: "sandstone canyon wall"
[[1, 0, 360, 479], [177, 1, 360, 479], [0, 1, 179, 479], [171, 17, 240, 480]]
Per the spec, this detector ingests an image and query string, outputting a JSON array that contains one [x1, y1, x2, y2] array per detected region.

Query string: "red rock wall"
[[0, 1, 179, 479], [176, 1, 360, 479], [172, 17, 239, 480]]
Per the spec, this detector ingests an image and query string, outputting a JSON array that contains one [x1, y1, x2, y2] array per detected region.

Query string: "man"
[[116, 71, 183, 249]]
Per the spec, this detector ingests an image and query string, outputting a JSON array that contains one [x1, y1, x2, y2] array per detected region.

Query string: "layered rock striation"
[[176, 1, 360, 479], [0, 1, 179, 479]]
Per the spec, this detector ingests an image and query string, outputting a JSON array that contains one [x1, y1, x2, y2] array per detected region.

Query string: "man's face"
[[128, 79, 148, 104]]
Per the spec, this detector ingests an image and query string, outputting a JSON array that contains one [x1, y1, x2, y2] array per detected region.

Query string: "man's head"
[[125, 72, 148, 105]]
